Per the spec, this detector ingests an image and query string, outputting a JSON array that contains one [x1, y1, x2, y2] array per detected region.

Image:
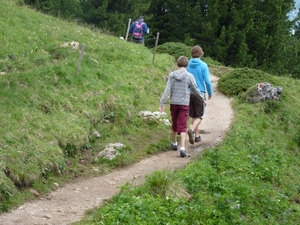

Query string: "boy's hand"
[[159, 105, 164, 112]]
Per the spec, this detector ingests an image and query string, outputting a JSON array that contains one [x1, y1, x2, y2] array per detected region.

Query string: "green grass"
[[2, 1, 300, 224]]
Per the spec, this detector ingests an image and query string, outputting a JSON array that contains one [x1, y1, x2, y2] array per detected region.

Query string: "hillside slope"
[[0, 0, 175, 212]]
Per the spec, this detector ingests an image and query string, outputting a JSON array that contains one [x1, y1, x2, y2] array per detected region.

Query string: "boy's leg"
[[192, 118, 202, 138], [177, 105, 189, 157], [172, 131, 177, 143], [189, 93, 205, 142], [171, 131, 178, 150], [180, 132, 187, 150], [170, 104, 179, 150]]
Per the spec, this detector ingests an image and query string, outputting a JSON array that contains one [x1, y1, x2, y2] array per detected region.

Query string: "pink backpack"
[[132, 21, 145, 40]]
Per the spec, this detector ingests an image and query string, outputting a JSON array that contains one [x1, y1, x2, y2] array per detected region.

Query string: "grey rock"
[[246, 82, 283, 103]]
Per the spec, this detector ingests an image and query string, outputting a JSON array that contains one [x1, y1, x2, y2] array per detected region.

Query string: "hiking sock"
[[180, 147, 186, 157], [172, 142, 178, 151]]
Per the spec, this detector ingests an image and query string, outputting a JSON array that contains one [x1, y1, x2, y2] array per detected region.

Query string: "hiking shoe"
[[180, 149, 187, 157], [172, 143, 178, 151], [187, 129, 194, 144], [195, 135, 201, 142]]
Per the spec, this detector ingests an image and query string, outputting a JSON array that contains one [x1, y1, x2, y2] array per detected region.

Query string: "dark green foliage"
[[263, 100, 282, 114], [218, 68, 274, 96], [283, 35, 300, 79], [145, 138, 170, 155], [146, 0, 191, 46], [294, 21, 300, 38], [0, 184, 13, 212], [155, 42, 222, 67], [155, 42, 190, 61], [147, 0, 298, 76], [61, 142, 78, 157]]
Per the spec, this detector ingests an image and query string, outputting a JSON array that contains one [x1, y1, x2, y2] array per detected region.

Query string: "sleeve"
[[142, 23, 149, 35], [160, 74, 172, 106], [203, 66, 213, 96]]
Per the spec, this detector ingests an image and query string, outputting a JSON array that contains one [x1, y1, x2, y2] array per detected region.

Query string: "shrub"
[[155, 42, 191, 61], [218, 67, 275, 96], [155, 42, 223, 67]]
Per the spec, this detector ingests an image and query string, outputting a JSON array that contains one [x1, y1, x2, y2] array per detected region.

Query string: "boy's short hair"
[[191, 45, 204, 58], [177, 56, 188, 67]]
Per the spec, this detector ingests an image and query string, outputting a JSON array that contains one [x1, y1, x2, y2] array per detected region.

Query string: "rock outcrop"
[[246, 82, 283, 103]]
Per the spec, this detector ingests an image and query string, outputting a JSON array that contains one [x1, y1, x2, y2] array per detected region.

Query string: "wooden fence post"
[[76, 43, 85, 75], [152, 32, 160, 65], [125, 18, 131, 41]]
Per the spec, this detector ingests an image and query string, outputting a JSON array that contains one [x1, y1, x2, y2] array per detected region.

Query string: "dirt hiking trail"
[[0, 75, 234, 225]]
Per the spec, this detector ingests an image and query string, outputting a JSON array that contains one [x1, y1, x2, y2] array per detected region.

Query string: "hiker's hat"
[[138, 15, 144, 19]]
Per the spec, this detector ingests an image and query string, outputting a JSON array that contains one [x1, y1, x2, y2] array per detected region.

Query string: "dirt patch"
[[0, 75, 234, 225]]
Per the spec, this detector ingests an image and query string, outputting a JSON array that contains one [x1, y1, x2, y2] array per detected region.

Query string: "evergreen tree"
[[147, 0, 190, 46], [284, 36, 300, 78], [147, 0, 296, 74]]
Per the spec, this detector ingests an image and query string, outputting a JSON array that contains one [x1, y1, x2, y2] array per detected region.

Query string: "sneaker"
[[187, 129, 194, 144], [172, 143, 178, 151], [180, 149, 187, 157], [195, 135, 201, 142]]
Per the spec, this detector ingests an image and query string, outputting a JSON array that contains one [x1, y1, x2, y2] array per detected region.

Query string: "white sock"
[[180, 147, 185, 151]]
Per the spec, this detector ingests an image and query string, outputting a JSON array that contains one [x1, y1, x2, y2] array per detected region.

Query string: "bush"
[[218, 67, 275, 96], [155, 42, 223, 67], [155, 42, 191, 61]]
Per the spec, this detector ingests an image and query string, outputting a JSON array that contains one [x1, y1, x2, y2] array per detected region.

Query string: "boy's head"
[[191, 45, 204, 58], [177, 56, 189, 67]]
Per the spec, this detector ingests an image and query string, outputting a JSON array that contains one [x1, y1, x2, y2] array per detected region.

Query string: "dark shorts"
[[189, 93, 205, 119], [170, 104, 189, 133]]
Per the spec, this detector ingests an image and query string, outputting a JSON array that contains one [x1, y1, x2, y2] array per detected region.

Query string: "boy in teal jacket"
[[187, 45, 213, 144]]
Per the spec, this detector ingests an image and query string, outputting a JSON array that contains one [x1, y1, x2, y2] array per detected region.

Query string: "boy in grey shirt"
[[159, 56, 204, 157]]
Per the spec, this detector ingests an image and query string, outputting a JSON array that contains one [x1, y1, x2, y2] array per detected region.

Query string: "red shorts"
[[170, 104, 189, 133]]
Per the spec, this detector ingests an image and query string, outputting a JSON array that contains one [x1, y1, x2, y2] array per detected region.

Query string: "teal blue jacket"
[[187, 58, 213, 97]]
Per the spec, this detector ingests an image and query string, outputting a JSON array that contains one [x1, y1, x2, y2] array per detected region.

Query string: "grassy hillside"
[[0, 0, 176, 211]]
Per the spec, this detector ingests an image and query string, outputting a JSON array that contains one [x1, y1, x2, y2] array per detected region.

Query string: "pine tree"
[[147, 0, 296, 73], [147, 0, 190, 45]]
